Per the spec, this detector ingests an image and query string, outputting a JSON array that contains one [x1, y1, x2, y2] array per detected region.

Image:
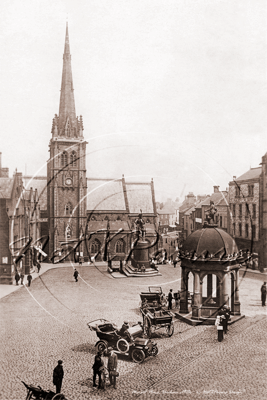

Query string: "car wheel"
[[117, 338, 129, 353], [151, 345, 159, 357], [97, 341, 108, 353], [166, 322, 174, 337], [131, 348, 145, 363]]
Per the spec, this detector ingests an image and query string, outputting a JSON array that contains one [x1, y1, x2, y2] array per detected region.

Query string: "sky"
[[0, 0, 266, 202]]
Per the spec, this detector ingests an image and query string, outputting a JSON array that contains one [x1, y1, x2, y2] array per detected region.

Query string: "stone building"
[[0, 154, 40, 283], [228, 167, 261, 262], [14, 25, 158, 265]]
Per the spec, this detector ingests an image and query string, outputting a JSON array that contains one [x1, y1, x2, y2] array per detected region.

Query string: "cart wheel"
[[117, 338, 129, 353], [143, 317, 151, 338], [166, 322, 174, 337], [131, 348, 145, 363], [97, 341, 108, 353], [151, 344, 159, 357]]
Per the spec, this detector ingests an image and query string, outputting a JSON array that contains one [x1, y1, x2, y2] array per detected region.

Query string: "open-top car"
[[140, 286, 167, 310], [87, 319, 158, 363]]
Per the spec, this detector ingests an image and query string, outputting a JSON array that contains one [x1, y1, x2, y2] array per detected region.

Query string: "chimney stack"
[[213, 186, 220, 193]]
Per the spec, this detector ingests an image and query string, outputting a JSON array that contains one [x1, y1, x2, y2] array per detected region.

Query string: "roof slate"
[[126, 183, 154, 214], [235, 167, 261, 182], [87, 179, 126, 211], [0, 178, 13, 198]]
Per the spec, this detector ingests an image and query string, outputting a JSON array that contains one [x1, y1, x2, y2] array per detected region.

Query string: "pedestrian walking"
[[92, 351, 104, 389], [27, 274, 32, 287], [20, 273, 24, 285], [215, 312, 224, 342], [168, 289, 173, 310], [173, 256, 178, 268], [79, 256, 83, 266], [53, 360, 64, 394], [36, 261, 41, 273], [15, 272, 20, 285], [261, 282, 266, 306], [223, 306, 231, 333], [107, 347, 118, 389], [73, 269, 79, 282]]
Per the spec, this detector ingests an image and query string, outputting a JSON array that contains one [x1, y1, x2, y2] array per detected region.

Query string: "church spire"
[[55, 23, 82, 138]]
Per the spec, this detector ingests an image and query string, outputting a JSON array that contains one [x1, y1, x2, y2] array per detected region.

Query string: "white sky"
[[0, 0, 266, 202]]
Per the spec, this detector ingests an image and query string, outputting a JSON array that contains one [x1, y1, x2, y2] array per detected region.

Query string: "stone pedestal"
[[131, 240, 150, 270]]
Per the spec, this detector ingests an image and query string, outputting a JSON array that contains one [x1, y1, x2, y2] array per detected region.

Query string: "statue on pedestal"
[[134, 211, 146, 240], [205, 201, 217, 225]]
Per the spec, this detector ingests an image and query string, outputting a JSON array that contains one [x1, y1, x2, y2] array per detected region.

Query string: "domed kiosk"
[[179, 223, 245, 324]]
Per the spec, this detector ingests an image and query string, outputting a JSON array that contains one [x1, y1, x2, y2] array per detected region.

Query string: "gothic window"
[[239, 223, 242, 237], [235, 186, 240, 197], [233, 223, 235, 236], [91, 239, 101, 254], [70, 151, 77, 167], [73, 127, 77, 137], [253, 204, 256, 219], [232, 204, 235, 217], [61, 151, 68, 167], [239, 204, 242, 216], [245, 224, 249, 238], [65, 202, 73, 216], [115, 239, 125, 253], [252, 225, 256, 239]]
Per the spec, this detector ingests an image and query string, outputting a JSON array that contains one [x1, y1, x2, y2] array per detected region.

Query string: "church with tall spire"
[[47, 23, 88, 259], [19, 24, 157, 265]]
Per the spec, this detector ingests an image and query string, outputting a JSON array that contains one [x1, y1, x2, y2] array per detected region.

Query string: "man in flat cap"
[[261, 282, 266, 306], [53, 360, 64, 393]]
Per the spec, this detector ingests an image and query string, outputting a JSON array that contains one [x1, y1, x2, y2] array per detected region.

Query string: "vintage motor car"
[[87, 319, 158, 363]]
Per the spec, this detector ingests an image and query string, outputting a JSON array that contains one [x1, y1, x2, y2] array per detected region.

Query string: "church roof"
[[87, 179, 126, 211], [126, 183, 155, 214], [86, 178, 156, 214]]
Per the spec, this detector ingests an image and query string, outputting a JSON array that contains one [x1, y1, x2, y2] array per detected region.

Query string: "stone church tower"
[[47, 24, 87, 260]]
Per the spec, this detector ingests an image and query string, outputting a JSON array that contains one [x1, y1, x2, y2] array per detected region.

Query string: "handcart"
[[22, 381, 68, 400]]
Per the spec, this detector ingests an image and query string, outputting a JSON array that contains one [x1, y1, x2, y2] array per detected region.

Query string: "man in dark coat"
[[27, 274, 32, 287], [36, 261, 41, 273], [53, 360, 64, 393], [15, 272, 20, 285], [107, 347, 118, 389], [222, 306, 230, 334], [168, 289, 173, 310], [261, 282, 266, 306], [92, 351, 103, 389], [20, 273, 24, 285], [73, 269, 79, 282]]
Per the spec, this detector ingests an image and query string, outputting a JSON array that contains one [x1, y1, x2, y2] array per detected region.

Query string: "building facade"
[[228, 167, 261, 262]]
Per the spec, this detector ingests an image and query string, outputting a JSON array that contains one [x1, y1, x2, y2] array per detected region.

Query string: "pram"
[[22, 381, 68, 400]]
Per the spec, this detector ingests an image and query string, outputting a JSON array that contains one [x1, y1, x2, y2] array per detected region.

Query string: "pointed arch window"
[[115, 239, 125, 253], [70, 151, 77, 167], [65, 202, 73, 216], [91, 239, 101, 254], [61, 151, 68, 167]]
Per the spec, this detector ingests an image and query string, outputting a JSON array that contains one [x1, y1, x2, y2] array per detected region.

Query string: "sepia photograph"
[[0, 0, 266, 399]]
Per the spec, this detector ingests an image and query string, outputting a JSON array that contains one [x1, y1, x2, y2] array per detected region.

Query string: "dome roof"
[[182, 227, 238, 257]]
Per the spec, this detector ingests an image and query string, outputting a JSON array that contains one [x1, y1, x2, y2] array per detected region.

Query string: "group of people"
[[14, 271, 32, 286], [215, 306, 231, 342], [92, 348, 118, 390]]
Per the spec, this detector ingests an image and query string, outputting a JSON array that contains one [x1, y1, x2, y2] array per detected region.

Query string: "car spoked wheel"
[[166, 322, 174, 337], [131, 348, 145, 363], [97, 341, 108, 353], [117, 338, 129, 353]]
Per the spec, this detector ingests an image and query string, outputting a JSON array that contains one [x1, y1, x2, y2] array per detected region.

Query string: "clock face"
[[65, 178, 72, 186]]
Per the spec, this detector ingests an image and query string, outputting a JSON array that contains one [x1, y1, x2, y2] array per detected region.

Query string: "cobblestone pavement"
[[0, 263, 266, 400]]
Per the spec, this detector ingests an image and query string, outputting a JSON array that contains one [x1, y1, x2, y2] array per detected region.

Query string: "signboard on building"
[[2, 257, 8, 264], [195, 218, 202, 223]]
